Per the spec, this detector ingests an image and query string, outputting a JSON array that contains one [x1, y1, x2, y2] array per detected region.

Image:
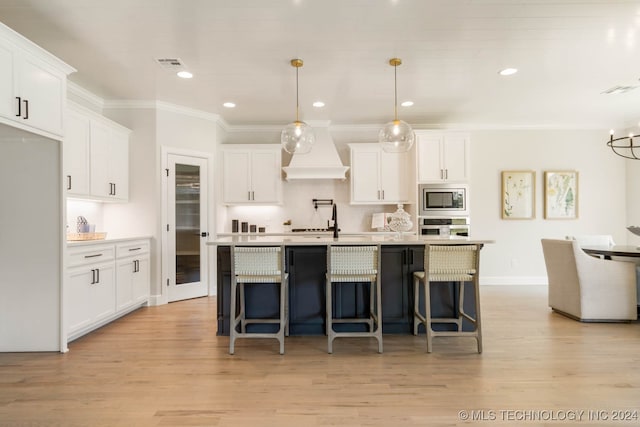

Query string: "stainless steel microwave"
[[418, 183, 469, 216]]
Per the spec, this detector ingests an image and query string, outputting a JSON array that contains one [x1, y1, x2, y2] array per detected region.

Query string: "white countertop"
[[208, 234, 494, 246], [66, 235, 151, 247]]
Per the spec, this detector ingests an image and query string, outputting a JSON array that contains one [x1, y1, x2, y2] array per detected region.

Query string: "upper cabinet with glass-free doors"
[[0, 21, 75, 140], [416, 131, 470, 183], [221, 144, 282, 205], [64, 102, 130, 201]]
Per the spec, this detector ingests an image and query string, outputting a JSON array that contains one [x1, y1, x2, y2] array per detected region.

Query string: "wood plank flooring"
[[1, 285, 639, 426]]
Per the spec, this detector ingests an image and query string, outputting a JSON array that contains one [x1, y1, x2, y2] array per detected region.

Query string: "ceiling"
[[1, 0, 640, 129]]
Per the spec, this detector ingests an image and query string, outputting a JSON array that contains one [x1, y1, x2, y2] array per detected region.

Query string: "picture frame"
[[544, 170, 578, 219], [501, 170, 536, 219]]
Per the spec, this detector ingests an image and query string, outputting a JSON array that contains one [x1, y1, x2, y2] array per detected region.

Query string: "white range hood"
[[282, 124, 349, 180]]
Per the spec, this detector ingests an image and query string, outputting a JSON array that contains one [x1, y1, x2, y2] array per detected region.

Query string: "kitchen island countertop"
[[208, 234, 494, 246]]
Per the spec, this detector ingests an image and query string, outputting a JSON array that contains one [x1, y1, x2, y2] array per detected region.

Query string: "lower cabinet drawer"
[[68, 244, 115, 268]]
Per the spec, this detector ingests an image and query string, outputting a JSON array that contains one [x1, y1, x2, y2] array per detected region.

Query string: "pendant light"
[[281, 58, 315, 155], [379, 58, 415, 153]]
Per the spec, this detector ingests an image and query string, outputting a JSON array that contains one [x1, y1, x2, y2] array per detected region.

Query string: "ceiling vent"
[[155, 58, 186, 70], [601, 85, 638, 95]]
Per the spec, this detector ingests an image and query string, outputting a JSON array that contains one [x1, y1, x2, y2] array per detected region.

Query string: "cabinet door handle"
[[377, 190, 380, 200], [382, 190, 385, 200], [248, 191, 251, 201], [90, 269, 96, 284], [67, 175, 72, 190], [23, 99, 29, 119], [15, 97, 21, 117], [133, 260, 138, 273], [113, 183, 116, 195], [409, 248, 414, 265], [444, 169, 448, 180], [251, 191, 255, 200]]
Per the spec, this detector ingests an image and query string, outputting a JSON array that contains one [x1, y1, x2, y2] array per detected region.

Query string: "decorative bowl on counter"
[[67, 232, 107, 241], [627, 226, 640, 237]]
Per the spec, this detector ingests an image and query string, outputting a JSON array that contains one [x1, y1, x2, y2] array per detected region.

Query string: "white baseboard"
[[148, 294, 165, 306]]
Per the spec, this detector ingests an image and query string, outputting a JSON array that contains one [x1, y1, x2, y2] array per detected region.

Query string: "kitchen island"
[[209, 234, 493, 336]]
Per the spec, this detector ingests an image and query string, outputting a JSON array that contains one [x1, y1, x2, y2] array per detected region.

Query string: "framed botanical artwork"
[[501, 170, 536, 219], [544, 170, 578, 219]]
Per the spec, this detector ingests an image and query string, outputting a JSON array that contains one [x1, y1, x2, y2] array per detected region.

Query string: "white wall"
[[626, 159, 640, 246], [470, 129, 628, 284]]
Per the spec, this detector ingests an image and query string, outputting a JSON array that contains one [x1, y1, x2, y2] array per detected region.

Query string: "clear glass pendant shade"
[[281, 120, 315, 154], [379, 119, 416, 153]]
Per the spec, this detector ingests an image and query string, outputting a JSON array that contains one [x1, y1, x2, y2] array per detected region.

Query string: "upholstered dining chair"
[[541, 239, 637, 321]]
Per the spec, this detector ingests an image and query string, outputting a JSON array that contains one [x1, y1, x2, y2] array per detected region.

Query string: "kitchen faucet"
[[331, 203, 339, 238]]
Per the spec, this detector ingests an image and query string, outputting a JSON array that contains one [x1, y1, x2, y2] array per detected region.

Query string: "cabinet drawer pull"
[[23, 99, 29, 119], [15, 97, 21, 117], [128, 247, 142, 251], [84, 253, 103, 258]]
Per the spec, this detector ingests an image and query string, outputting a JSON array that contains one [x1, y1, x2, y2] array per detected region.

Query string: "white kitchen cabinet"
[[222, 144, 282, 204], [63, 109, 90, 196], [65, 102, 130, 201], [66, 238, 149, 342], [90, 120, 129, 200], [115, 240, 150, 311], [66, 243, 116, 338], [416, 131, 470, 182], [349, 143, 410, 204], [0, 23, 75, 139]]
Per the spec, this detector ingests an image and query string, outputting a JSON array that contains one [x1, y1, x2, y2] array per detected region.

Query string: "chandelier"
[[281, 58, 315, 155], [608, 130, 640, 160], [379, 58, 415, 153]]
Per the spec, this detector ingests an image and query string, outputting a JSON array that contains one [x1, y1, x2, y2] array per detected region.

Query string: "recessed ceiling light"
[[499, 68, 518, 76], [223, 102, 236, 108], [312, 101, 325, 108], [177, 71, 193, 79], [401, 101, 414, 107]]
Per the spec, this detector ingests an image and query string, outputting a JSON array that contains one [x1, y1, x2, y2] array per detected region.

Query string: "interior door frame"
[[160, 146, 215, 305]]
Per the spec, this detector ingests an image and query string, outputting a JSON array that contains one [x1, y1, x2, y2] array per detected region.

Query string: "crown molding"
[[67, 81, 105, 110]]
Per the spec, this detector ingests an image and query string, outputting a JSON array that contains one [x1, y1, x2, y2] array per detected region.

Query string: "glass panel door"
[[167, 154, 208, 302], [175, 163, 201, 285]]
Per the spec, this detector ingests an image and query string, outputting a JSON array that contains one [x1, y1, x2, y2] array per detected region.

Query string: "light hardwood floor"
[[1, 285, 639, 427]]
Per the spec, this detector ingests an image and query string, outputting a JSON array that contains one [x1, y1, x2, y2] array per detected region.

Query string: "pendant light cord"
[[295, 65, 300, 123], [394, 62, 398, 121]]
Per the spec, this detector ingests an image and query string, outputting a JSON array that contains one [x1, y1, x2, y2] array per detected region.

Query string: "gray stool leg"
[[413, 275, 420, 336], [239, 283, 246, 333], [474, 276, 483, 353], [229, 278, 237, 355], [375, 277, 383, 353], [326, 277, 334, 354], [424, 280, 433, 353], [456, 281, 464, 332]]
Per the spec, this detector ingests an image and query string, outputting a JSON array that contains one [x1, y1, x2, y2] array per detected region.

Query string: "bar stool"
[[229, 246, 288, 355], [413, 244, 482, 353], [326, 245, 382, 354]]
